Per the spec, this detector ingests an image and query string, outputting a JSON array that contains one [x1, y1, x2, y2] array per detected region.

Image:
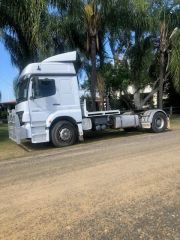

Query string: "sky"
[[0, 42, 19, 102]]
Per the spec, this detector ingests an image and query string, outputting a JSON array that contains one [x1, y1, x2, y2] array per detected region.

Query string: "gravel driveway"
[[0, 130, 180, 240]]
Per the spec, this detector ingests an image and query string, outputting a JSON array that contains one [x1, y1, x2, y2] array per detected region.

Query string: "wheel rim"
[[155, 117, 165, 129], [59, 128, 72, 142]]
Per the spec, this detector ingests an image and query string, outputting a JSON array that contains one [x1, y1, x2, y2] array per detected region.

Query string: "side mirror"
[[30, 96, 34, 101]]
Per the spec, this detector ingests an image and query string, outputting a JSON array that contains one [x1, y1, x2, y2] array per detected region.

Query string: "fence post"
[[170, 106, 173, 116]]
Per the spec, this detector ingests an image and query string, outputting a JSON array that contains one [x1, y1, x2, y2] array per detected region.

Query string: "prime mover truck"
[[8, 51, 169, 147]]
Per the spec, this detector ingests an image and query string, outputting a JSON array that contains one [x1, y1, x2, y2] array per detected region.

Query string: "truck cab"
[[8, 51, 169, 147], [9, 51, 84, 146]]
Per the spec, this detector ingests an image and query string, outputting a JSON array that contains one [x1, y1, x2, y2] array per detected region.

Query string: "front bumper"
[[8, 110, 27, 144]]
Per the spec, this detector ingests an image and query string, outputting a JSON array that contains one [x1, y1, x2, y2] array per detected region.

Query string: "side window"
[[32, 77, 56, 98]]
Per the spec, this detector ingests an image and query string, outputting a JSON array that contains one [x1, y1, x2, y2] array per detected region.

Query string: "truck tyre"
[[151, 112, 167, 133], [51, 121, 77, 147]]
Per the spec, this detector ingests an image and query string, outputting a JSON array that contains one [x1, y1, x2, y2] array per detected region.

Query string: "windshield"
[[16, 77, 30, 103]]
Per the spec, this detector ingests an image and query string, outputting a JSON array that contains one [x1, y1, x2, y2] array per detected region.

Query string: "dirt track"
[[0, 130, 180, 240]]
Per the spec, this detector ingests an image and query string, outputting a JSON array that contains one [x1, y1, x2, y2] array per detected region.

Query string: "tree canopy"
[[0, 0, 179, 109]]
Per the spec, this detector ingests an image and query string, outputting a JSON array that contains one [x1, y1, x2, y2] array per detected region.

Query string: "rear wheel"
[[151, 112, 167, 133], [51, 121, 77, 147]]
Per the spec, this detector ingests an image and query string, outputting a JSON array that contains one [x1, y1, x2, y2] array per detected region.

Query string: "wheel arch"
[[49, 116, 78, 131], [141, 109, 168, 124]]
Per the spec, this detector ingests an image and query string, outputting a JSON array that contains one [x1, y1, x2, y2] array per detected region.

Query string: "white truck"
[[8, 51, 169, 147]]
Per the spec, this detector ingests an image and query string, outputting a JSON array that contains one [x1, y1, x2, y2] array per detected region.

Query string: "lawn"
[[0, 115, 180, 161], [0, 124, 27, 160], [170, 115, 180, 129], [0, 124, 53, 161]]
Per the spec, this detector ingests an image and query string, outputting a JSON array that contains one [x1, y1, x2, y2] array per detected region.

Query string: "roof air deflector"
[[42, 51, 76, 63]]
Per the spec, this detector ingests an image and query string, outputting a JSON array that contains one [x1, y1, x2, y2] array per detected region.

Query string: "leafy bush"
[[0, 110, 8, 119]]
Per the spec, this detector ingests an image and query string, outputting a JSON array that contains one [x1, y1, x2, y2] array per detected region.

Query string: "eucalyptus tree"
[[108, 0, 155, 109], [108, 0, 180, 109]]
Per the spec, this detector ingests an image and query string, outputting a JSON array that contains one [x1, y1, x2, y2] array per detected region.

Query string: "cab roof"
[[19, 51, 77, 79]]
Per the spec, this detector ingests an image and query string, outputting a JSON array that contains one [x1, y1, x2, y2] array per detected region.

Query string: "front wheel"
[[51, 121, 77, 147], [151, 112, 167, 133]]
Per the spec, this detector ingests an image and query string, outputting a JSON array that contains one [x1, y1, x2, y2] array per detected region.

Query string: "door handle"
[[53, 103, 61, 106], [32, 109, 41, 112]]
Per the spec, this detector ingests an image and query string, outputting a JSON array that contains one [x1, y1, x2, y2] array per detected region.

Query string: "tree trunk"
[[158, 21, 167, 109], [133, 87, 141, 110], [133, 30, 142, 110], [121, 95, 133, 110], [139, 78, 160, 109], [158, 51, 165, 109], [90, 36, 97, 111], [140, 87, 159, 109]]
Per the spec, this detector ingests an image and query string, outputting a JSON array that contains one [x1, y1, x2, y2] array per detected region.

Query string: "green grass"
[[0, 124, 27, 160], [0, 115, 180, 161], [0, 124, 8, 143], [170, 115, 180, 129], [0, 124, 54, 160]]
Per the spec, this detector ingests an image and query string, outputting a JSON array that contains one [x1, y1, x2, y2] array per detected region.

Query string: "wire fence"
[[163, 106, 180, 116]]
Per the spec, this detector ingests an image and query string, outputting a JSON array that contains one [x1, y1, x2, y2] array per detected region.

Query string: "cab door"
[[28, 76, 59, 142]]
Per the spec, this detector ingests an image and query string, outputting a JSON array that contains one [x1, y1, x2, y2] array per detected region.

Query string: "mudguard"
[[140, 109, 169, 129]]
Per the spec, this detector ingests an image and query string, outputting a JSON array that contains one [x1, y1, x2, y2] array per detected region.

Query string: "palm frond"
[[170, 28, 180, 92]]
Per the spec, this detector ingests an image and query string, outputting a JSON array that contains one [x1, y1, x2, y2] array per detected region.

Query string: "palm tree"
[[50, 0, 116, 110], [83, 1, 101, 110], [152, 0, 180, 108], [170, 28, 180, 92], [0, 0, 47, 70]]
